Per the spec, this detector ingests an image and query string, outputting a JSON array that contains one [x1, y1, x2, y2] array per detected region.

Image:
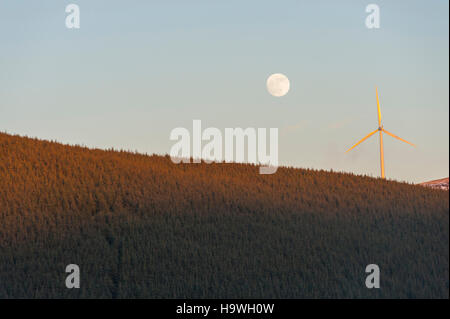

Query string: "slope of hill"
[[0, 132, 448, 298], [420, 178, 449, 191]]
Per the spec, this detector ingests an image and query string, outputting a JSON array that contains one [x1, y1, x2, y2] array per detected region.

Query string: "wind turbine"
[[346, 87, 415, 179]]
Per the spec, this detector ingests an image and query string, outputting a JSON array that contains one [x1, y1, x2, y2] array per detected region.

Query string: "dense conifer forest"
[[0, 132, 448, 298]]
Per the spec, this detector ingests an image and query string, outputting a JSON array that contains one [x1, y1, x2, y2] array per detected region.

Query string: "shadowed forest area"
[[0, 132, 448, 298]]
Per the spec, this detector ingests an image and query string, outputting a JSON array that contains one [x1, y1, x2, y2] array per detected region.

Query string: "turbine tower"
[[346, 87, 415, 179]]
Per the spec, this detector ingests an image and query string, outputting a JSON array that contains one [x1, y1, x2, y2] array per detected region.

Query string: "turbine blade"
[[346, 129, 379, 153], [382, 129, 416, 147], [376, 87, 382, 127]]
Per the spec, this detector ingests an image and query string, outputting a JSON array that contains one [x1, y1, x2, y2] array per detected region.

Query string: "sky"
[[0, 0, 448, 183]]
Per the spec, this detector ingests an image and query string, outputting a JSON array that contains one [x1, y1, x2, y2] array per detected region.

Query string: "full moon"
[[266, 73, 290, 97]]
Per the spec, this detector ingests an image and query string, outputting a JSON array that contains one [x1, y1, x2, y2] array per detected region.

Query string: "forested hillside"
[[0, 132, 448, 298]]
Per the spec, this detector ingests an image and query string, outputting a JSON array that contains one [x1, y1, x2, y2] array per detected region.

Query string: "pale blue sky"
[[0, 0, 448, 183]]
